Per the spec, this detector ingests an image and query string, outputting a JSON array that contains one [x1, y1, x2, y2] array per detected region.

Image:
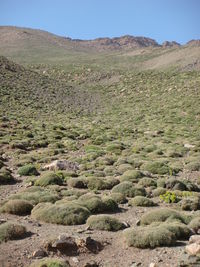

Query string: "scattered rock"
[[43, 160, 79, 171], [184, 144, 195, 148], [32, 249, 47, 258], [185, 243, 200, 256], [149, 263, 157, 267], [189, 235, 200, 244]]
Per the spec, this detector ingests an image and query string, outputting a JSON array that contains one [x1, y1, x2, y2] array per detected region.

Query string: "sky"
[[0, 0, 200, 44]]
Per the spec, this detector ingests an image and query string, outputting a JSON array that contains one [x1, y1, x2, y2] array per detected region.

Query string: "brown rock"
[[32, 249, 46, 258]]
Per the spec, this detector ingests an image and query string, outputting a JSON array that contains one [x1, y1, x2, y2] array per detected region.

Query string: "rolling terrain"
[[0, 26, 200, 267]]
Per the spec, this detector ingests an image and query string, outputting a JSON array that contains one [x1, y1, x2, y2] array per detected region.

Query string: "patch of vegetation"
[[110, 192, 127, 204], [120, 170, 144, 182], [128, 196, 156, 207], [180, 197, 200, 211], [141, 161, 171, 175], [0, 167, 15, 184], [35, 172, 63, 186], [160, 191, 180, 203], [30, 258, 70, 267], [0, 199, 33, 215], [140, 208, 191, 225], [0, 222, 27, 243], [18, 164, 39, 176], [112, 182, 146, 197], [87, 215, 125, 231], [9, 187, 60, 205], [31, 202, 91, 225], [123, 224, 176, 248]]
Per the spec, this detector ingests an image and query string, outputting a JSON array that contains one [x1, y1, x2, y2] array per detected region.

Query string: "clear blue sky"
[[0, 0, 199, 44]]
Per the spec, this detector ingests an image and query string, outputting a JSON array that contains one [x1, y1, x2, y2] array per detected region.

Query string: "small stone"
[[72, 257, 79, 263], [83, 261, 99, 267], [149, 263, 157, 267], [32, 249, 46, 258], [185, 243, 200, 255], [189, 235, 200, 244]]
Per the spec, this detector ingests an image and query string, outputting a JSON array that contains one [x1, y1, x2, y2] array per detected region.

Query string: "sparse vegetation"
[[86, 215, 125, 231], [0, 199, 33, 215], [0, 223, 27, 243]]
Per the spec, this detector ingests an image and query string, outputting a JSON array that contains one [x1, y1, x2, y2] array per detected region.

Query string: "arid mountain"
[[0, 26, 200, 70]]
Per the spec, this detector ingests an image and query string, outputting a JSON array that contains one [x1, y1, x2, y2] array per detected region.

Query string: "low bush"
[[110, 193, 127, 204], [142, 161, 170, 175], [188, 216, 200, 233], [87, 177, 118, 190], [87, 215, 125, 231], [165, 178, 186, 191], [181, 197, 200, 211], [112, 182, 146, 197], [18, 164, 39, 176], [120, 170, 143, 182], [9, 187, 60, 205], [35, 172, 63, 186], [140, 208, 191, 225], [160, 191, 180, 203], [0, 167, 15, 184], [128, 196, 156, 207], [0, 222, 27, 243], [152, 187, 167, 197], [138, 177, 157, 187], [0, 199, 33, 215], [67, 177, 88, 188], [123, 224, 176, 248], [31, 202, 90, 225], [30, 258, 70, 267]]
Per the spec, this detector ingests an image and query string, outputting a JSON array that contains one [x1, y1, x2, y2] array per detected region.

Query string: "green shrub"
[[188, 216, 200, 232], [0, 199, 33, 215], [87, 177, 119, 190], [165, 178, 186, 191], [140, 208, 191, 225], [161, 221, 191, 240], [9, 187, 59, 205], [0, 168, 15, 184], [186, 162, 200, 171], [18, 164, 39, 176], [30, 258, 70, 267], [157, 178, 166, 188], [67, 177, 88, 188], [123, 224, 176, 248], [128, 196, 156, 207], [101, 196, 118, 212], [76, 194, 105, 213], [112, 182, 146, 197], [160, 191, 179, 203], [86, 215, 125, 231], [31, 202, 90, 225], [35, 172, 63, 186], [138, 177, 157, 187], [110, 193, 127, 204], [120, 170, 143, 182], [142, 161, 170, 175], [152, 187, 167, 197], [181, 197, 200, 211], [117, 164, 133, 174], [0, 223, 27, 243]]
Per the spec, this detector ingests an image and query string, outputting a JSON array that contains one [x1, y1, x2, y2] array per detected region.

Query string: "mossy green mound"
[[128, 196, 156, 207], [140, 208, 191, 225], [112, 182, 146, 197], [123, 224, 176, 248], [110, 193, 127, 204], [0, 222, 27, 243], [31, 202, 90, 225], [9, 187, 60, 205], [0, 199, 33, 215], [35, 172, 63, 186], [0, 168, 15, 184], [18, 164, 39, 176], [30, 258, 70, 267], [120, 170, 144, 182], [87, 215, 125, 231]]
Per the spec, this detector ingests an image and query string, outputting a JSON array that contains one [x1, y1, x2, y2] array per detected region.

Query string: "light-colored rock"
[[184, 143, 195, 148], [43, 160, 79, 171], [149, 263, 157, 267], [185, 243, 200, 255], [189, 235, 200, 244]]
